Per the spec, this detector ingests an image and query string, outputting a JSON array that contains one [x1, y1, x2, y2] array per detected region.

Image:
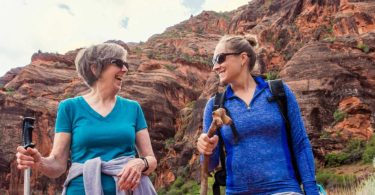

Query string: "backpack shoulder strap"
[[213, 92, 225, 110], [268, 79, 302, 184], [268, 79, 290, 129]]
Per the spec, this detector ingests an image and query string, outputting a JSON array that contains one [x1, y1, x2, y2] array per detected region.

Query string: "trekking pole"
[[22, 117, 35, 195], [200, 108, 232, 195]]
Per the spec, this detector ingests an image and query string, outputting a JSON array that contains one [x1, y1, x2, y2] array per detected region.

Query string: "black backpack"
[[211, 79, 301, 195]]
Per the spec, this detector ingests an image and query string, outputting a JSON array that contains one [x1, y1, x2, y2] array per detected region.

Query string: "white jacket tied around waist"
[[62, 156, 157, 195]]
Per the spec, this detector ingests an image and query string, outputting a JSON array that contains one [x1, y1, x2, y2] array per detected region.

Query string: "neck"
[[230, 72, 256, 93], [86, 84, 117, 104]]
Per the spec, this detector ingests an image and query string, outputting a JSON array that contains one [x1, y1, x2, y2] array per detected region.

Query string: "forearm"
[[296, 144, 319, 195], [37, 155, 67, 178]]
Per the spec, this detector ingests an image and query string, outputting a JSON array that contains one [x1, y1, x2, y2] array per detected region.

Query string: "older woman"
[[16, 43, 157, 194], [197, 35, 319, 195]]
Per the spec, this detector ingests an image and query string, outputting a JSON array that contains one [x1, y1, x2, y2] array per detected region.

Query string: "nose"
[[122, 65, 128, 72], [212, 63, 220, 72]]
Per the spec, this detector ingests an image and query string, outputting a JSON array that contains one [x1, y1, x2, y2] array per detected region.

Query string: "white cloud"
[[0, 0, 249, 76], [201, 0, 250, 12]]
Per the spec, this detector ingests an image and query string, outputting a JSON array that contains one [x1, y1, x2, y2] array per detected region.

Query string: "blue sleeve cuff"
[[303, 181, 320, 195]]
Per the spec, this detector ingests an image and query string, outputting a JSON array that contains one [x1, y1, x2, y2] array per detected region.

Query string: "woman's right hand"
[[197, 133, 219, 155], [16, 146, 42, 170]]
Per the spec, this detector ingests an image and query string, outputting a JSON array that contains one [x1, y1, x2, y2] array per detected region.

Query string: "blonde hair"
[[218, 34, 258, 71]]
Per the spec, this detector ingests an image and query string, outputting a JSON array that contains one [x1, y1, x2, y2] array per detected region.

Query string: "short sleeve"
[[135, 102, 147, 132], [55, 100, 72, 133]]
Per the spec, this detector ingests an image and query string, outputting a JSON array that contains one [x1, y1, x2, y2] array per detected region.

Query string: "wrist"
[[140, 157, 149, 173]]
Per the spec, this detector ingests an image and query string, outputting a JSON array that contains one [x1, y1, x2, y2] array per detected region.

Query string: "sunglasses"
[[211, 52, 243, 66], [108, 59, 129, 69]]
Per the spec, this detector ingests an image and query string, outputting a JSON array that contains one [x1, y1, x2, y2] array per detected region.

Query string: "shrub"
[[362, 135, 375, 163], [323, 35, 336, 43], [265, 71, 279, 80], [5, 87, 15, 93], [325, 139, 365, 167], [333, 109, 346, 123], [319, 131, 331, 139], [325, 153, 349, 167], [357, 43, 370, 53], [164, 64, 177, 72]]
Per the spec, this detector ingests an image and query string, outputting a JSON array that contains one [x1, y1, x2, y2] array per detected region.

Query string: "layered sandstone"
[[0, 0, 374, 193]]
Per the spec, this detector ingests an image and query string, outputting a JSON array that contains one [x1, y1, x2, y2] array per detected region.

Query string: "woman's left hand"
[[117, 158, 145, 191]]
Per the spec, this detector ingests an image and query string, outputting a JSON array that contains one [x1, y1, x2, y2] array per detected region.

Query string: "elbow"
[[46, 164, 67, 179]]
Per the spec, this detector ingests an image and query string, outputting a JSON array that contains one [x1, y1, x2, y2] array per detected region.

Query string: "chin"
[[113, 84, 122, 92], [219, 77, 229, 85]]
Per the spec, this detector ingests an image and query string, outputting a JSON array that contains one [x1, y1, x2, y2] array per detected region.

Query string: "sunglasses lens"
[[111, 59, 128, 69], [212, 54, 225, 66], [217, 54, 226, 64]]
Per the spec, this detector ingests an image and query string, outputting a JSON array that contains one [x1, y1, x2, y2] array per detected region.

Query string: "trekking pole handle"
[[22, 117, 35, 149], [22, 117, 35, 195]]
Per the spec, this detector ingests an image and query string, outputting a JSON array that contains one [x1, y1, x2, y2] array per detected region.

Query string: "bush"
[[325, 153, 349, 167], [363, 135, 375, 163], [265, 71, 279, 80], [323, 35, 336, 43], [159, 176, 201, 195], [333, 109, 346, 123], [325, 139, 365, 167], [357, 43, 370, 53], [164, 64, 177, 72]]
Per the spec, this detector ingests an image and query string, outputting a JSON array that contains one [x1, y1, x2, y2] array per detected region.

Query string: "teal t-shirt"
[[55, 95, 148, 194]]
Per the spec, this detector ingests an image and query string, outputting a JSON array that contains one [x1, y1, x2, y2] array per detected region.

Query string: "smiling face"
[[95, 58, 128, 93], [212, 42, 245, 84]]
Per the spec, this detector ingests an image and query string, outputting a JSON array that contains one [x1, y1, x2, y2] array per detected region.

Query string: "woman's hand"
[[117, 158, 145, 191], [16, 146, 42, 170], [197, 133, 219, 155]]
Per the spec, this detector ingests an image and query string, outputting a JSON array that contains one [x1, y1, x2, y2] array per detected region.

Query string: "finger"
[[202, 134, 211, 142], [17, 158, 34, 167], [198, 137, 211, 148], [118, 167, 131, 190], [210, 135, 219, 144], [197, 142, 208, 154], [18, 153, 34, 161], [198, 139, 214, 151], [17, 164, 30, 170], [131, 177, 141, 191], [17, 146, 27, 153], [124, 169, 138, 190], [27, 148, 39, 156], [18, 159, 35, 166], [197, 142, 213, 155]]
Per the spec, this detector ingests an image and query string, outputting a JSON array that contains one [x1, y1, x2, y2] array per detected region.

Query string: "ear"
[[90, 65, 97, 77], [240, 52, 249, 66]]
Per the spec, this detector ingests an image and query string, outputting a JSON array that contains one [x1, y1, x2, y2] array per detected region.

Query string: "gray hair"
[[75, 43, 127, 87], [218, 35, 257, 71]]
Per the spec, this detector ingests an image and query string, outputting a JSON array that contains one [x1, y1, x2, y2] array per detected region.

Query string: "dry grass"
[[326, 173, 375, 195]]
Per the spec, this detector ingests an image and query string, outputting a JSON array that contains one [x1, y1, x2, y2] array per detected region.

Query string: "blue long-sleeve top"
[[202, 76, 319, 195]]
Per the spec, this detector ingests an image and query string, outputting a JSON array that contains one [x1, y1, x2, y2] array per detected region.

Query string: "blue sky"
[[0, 0, 250, 76]]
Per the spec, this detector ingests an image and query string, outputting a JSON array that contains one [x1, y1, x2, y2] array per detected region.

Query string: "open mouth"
[[115, 75, 123, 81]]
